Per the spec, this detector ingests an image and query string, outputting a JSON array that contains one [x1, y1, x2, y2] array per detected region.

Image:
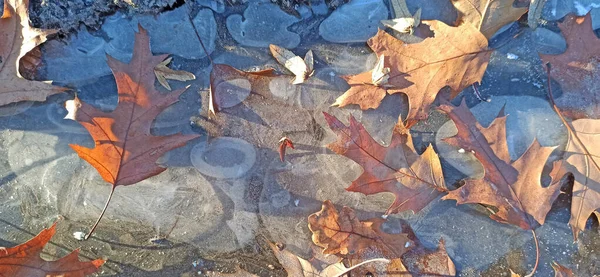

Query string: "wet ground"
[[1, 0, 600, 276]]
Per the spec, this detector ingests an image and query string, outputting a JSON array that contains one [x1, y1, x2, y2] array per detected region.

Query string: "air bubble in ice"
[[190, 137, 256, 179]]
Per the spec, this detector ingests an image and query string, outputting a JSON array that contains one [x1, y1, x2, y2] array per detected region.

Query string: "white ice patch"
[[573, 1, 600, 15], [73, 231, 86, 241], [506, 53, 519, 60]]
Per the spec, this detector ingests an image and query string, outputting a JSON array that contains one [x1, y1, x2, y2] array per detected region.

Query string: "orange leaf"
[[323, 112, 447, 215], [539, 13, 600, 119], [65, 25, 200, 186], [65, 25, 200, 238], [439, 99, 563, 230], [0, 222, 105, 277], [0, 0, 67, 105], [334, 22, 491, 126]]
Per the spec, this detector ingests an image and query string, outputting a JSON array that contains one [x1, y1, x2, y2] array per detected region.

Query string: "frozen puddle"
[[190, 137, 257, 179]]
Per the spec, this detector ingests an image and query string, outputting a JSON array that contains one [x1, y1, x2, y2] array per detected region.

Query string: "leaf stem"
[[525, 229, 540, 277], [84, 185, 116, 240]]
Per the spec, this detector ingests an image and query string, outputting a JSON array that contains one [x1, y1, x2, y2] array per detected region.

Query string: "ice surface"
[[267, 68, 349, 110], [405, 199, 575, 273], [0, 101, 33, 117], [137, 7, 217, 59], [407, 0, 457, 24], [42, 28, 111, 85], [43, 6, 216, 85], [190, 137, 257, 179], [435, 96, 568, 178], [226, 2, 301, 48], [542, 0, 600, 30], [197, 0, 225, 13], [319, 0, 388, 43], [533, 27, 567, 54], [215, 78, 252, 108]]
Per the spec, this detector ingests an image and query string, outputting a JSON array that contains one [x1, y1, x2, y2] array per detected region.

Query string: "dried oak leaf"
[[308, 200, 413, 259], [333, 22, 491, 126], [308, 201, 455, 277], [452, 0, 528, 39], [65, 26, 200, 236], [66, 26, 199, 186], [0, 222, 105, 277], [539, 13, 600, 119], [556, 118, 600, 240], [154, 57, 195, 91], [439, 100, 563, 230], [0, 0, 67, 106], [323, 112, 447, 215]]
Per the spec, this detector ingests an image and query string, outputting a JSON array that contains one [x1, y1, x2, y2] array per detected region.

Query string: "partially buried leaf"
[[65, 25, 200, 237], [539, 13, 600, 119], [438, 99, 563, 230], [0, 222, 105, 277], [452, 0, 528, 38], [154, 56, 195, 91], [0, 0, 67, 106], [323, 112, 447, 215], [269, 44, 314, 84], [308, 200, 413, 258], [308, 200, 456, 277], [333, 22, 491, 126]]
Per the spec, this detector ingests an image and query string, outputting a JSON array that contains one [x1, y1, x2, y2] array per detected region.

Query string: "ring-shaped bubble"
[[190, 137, 256, 179]]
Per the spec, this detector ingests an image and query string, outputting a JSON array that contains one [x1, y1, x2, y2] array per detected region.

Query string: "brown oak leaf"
[[308, 200, 413, 259], [452, 0, 528, 38], [0, 222, 105, 277], [438, 99, 563, 230], [333, 21, 491, 126], [323, 112, 447, 215], [553, 117, 600, 240], [0, 0, 67, 106], [65, 26, 200, 238], [308, 200, 455, 277], [539, 13, 600, 119]]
